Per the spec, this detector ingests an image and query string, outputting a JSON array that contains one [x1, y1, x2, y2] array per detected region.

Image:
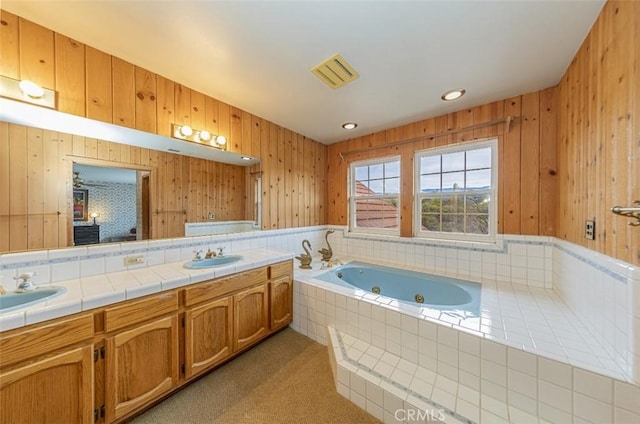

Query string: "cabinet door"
[[233, 284, 268, 352], [105, 315, 179, 423], [184, 296, 233, 379], [0, 345, 94, 424], [270, 275, 293, 331]]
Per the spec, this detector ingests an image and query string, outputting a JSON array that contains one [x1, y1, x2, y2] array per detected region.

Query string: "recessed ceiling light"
[[342, 122, 357, 130], [241, 156, 252, 161], [441, 89, 466, 101]]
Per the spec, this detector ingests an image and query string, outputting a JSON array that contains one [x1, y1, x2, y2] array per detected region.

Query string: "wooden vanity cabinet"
[[183, 296, 233, 379], [233, 283, 269, 351], [269, 261, 294, 331], [0, 313, 95, 424], [102, 292, 179, 423]]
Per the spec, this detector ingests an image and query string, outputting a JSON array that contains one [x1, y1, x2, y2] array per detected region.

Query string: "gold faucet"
[[0, 284, 5, 295], [204, 248, 216, 259]]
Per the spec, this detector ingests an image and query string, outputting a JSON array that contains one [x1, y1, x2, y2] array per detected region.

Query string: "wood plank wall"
[[327, 89, 558, 238], [0, 9, 327, 250], [556, 0, 639, 265], [0, 121, 247, 252]]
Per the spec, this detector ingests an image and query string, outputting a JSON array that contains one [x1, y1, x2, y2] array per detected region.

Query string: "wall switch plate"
[[124, 255, 144, 266], [208, 213, 215, 220], [585, 220, 595, 240]]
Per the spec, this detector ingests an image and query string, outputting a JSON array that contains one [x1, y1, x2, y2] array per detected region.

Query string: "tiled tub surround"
[[292, 229, 640, 423], [322, 226, 638, 385], [0, 225, 330, 330]]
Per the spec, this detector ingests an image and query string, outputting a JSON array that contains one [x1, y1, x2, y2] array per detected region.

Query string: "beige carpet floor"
[[129, 328, 381, 424]]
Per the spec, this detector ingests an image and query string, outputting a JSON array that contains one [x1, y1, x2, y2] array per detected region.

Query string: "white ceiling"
[[4, 0, 605, 144]]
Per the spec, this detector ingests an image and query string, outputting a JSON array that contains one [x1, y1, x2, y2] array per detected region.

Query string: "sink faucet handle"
[[192, 250, 203, 261], [14, 272, 37, 282], [217, 246, 225, 256]]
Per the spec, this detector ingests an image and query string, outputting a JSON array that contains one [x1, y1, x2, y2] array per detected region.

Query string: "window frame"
[[348, 155, 401, 236], [413, 138, 498, 242]]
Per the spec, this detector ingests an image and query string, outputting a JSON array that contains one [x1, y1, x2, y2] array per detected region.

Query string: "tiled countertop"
[[0, 248, 293, 332]]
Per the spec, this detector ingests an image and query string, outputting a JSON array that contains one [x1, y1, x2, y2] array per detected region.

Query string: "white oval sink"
[[183, 255, 243, 269], [0, 286, 67, 313]]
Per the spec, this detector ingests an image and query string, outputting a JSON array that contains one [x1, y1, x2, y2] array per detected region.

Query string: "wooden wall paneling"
[[134, 67, 157, 134], [205, 96, 220, 140], [241, 110, 253, 157], [400, 124, 418, 237], [502, 96, 522, 234], [27, 127, 45, 249], [156, 76, 175, 137], [18, 18, 54, 89], [174, 84, 191, 126], [296, 134, 305, 226], [312, 138, 321, 226], [520, 91, 541, 235], [56, 131, 73, 247], [119, 142, 131, 164], [112, 57, 135, 128], [230, 107, 243, 154], [108, 139, 122, 163], [633, 0, 640, 264], [612, 5, 633, 261], [85, 47, 112, 123], [190, 90, 205, 130], [218, 102, 230, 149], [602, 7, 615, 257], [187, 157, 199, 223], [42, 129, 60, 248], [539, 87, 557, 236], [290, 133, 299, 226], [472, 102, 499, 140], [259, 119, 271, 229], [449, 109, 474, 144], [0, 10, 20, 79], [269, 124, 280, 229], [8, 124, 28, 252], [318, 143, 327, 225], [83, 137, 97, 159], [70, 133, 85, 157], [164, 153, 177, 237], [173, 153, 185, 237], [303, 137, 312, 227], [284, 129, 293, 228], [96, 139, 110, 161], [0, 122, 10, 252], [54, 34, 86, 116], [433, 116, 449, 148]]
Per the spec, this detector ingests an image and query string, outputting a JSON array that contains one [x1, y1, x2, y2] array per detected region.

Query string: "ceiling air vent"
[[311, 54, 359, 89]]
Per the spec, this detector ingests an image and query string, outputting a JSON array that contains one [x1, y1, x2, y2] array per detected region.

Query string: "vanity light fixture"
[[441, 88, 466, 101], [0, 75, 56, 109], [172, 124, 228, 150], [342, 122, 357, 130]]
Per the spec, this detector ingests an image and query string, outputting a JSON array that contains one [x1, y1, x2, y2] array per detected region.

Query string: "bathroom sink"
[[183, 255, 244, 269], [0, 286, 67, 313]]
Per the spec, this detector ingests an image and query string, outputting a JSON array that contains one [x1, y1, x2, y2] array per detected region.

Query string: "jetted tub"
[[316, 261, 481, 317]]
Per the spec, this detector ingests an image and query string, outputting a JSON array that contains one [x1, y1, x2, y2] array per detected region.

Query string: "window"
[[415, 139, 497, 241], [349, 156, 400, 234]]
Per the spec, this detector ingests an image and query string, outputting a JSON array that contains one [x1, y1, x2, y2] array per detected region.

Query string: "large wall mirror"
[[0, 99, 261, 254]]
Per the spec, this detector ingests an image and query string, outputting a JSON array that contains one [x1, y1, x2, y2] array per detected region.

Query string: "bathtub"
[[293, 256, 638, 423], [316, 261, 481, 317]]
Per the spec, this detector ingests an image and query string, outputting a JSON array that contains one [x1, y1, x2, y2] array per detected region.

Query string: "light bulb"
[[199, 130, 211, 141], [179, 125, 193, 137], [19, 80, 45, 98], [216, 135, 227, 146]]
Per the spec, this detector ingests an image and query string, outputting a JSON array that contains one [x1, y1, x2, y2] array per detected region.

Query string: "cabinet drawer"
[[104, 291, 178, 332], [0, 313, 94, 368], [184, 266, 267, 307], [270, 260, 292, 279]]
